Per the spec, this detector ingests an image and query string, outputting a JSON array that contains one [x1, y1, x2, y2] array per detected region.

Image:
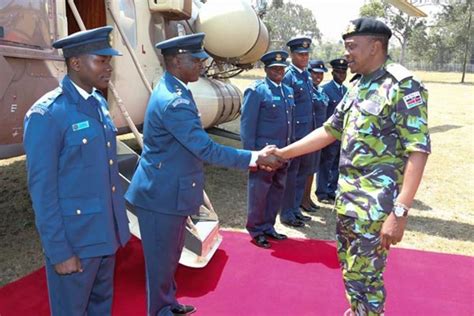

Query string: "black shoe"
[[252, 235, 271, 248], [318, 197, 335, 204], [264, 231, 288, 240], [295, 213, 311, 222], [309, 200, 320, 209], [281, 219, 305, 227], [300, 205, 318, 213], [171, 304, 196, 315]]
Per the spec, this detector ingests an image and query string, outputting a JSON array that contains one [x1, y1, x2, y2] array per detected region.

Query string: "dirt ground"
[[1, 77, 473, 287]]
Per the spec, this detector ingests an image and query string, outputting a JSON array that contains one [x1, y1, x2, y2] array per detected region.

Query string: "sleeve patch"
[[26, 105, 47, 117], [171, 98, 191, 108], [403, 91, 423, 109]]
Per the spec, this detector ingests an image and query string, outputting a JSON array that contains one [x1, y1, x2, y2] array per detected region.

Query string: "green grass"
[[0, 70, 472, 286]]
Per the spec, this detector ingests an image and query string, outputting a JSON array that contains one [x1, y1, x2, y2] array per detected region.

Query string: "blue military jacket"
[[240, 78, 295, 150], [322, 80, 347, 120], [125, 72, 251, 216], [283, 64, 314, 140], [23, 75, 130, 265], [311, 84, 329, 128]]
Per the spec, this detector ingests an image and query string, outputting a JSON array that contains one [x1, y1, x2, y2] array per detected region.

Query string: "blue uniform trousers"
[[246, 166, 288, 237], [136, 207, 187, 316], [45, 254, 116, 316], [281, 153, 312, 222], [316, 140, 340, 199]]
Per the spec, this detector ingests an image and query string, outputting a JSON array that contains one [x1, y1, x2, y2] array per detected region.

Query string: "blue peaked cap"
[[309, 59, 328, 73], [286, 36, 312, 53], [155, 33, 209, 59], [52, 26, 121, 58], [260, 50, 288, 67]]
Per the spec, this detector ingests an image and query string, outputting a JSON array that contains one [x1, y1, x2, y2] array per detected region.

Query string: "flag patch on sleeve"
[[403, 91, 423, 109]]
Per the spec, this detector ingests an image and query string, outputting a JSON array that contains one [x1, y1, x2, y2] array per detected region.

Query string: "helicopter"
[[0, 0, 269, 268], [0, 0, 426, 267]]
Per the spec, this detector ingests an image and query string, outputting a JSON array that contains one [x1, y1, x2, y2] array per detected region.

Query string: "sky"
[[287, 0, 366, 42]]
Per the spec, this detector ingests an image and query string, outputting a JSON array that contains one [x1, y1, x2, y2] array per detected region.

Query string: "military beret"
[[286, 36, 312, 53], [329, 58, 348, 70], [52, 26, 121, 58], [261, 50, 289, 68], [342, 18, 392, 40], [155, 33, 209, 59], [309, 59, 328, 73]]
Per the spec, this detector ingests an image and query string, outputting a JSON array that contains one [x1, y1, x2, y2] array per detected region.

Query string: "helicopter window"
[[118, 0, 137, 48], [0, 0, 53, 49]]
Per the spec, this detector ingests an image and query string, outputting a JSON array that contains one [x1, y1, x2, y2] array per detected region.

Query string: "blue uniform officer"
[[301, 59, 330, 212], [125, 33, 284, 316], [23, 26, 131, 316], [317, 58, 348, 203], [280, 37, 315, 227], [241, 50, 294, 248]]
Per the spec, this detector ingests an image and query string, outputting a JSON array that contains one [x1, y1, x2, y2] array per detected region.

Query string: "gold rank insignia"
[[275, 53, 282, 61], [302, 41, 309, 48], [344, 22, 357, 36], [175, 87, 182, 96]]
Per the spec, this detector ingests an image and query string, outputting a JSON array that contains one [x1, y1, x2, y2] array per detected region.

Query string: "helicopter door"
[[66, 1, 107, 34]]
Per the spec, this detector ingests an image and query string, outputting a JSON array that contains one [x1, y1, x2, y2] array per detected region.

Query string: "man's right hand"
[[256, 145, 287, 171], [54, 255, 83, 275]]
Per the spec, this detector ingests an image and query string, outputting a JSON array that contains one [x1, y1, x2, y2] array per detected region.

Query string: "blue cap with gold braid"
[[286, 36, 312, 53], [52, 26, 121, 58], [309, 59, 328, 73], [260, 50, 289, 68], [155, 33, 209, 59]]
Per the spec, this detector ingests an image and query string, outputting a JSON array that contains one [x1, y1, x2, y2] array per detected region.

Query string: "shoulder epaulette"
[[385, 63, 413, 82], [26, 87, 63, 117], [248, 80, 264, 91]]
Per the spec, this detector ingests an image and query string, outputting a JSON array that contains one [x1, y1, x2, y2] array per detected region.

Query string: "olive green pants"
[[336, 214, 389, 316]]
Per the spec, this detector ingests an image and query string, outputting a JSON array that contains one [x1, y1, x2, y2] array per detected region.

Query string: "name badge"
[[72, 120, 90, 131], [273, 96, 281, 101], [296, 80, 303, 84]]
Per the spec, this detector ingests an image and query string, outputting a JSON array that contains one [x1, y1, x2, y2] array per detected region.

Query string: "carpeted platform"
[[0, 231, 472, 315]]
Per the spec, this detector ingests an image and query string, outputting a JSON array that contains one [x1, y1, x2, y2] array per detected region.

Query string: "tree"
[[263, 2, 321, 50], [313, 41, 345, 62], [359, 0, 427, 65], [431, 1, 473, 82]]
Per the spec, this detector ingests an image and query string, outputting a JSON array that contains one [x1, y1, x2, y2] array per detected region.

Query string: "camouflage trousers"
[[336, 214, 389, 316]]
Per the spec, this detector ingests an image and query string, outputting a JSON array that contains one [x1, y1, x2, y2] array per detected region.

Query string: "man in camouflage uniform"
[[272, 18, 431, 315]]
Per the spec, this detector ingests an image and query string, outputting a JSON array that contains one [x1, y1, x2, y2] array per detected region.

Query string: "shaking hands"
[[255, 145, 287, 172]]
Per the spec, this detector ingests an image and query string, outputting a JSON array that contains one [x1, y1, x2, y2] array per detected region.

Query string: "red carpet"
[[0, 231, 473, 315]]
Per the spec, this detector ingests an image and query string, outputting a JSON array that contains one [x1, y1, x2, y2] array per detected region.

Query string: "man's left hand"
[[380, 213, 408, 250]]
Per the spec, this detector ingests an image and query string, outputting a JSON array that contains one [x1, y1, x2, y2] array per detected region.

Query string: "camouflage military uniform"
[[324, 59, 431, 315]]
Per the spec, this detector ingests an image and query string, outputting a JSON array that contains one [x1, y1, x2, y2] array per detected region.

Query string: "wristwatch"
[[393, 202, 409, 217]]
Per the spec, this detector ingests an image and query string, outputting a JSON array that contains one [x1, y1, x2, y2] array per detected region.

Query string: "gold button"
[[109, 159, 114, 165], [82, 138, 88, 144], [192, 182, 196, 187], [112, 185, 116, 192], [107, 141, 111, 148], [76, 209, 81, 215]]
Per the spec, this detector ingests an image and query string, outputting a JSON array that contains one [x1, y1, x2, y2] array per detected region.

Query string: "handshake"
[[255, 145, 286, 172]]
